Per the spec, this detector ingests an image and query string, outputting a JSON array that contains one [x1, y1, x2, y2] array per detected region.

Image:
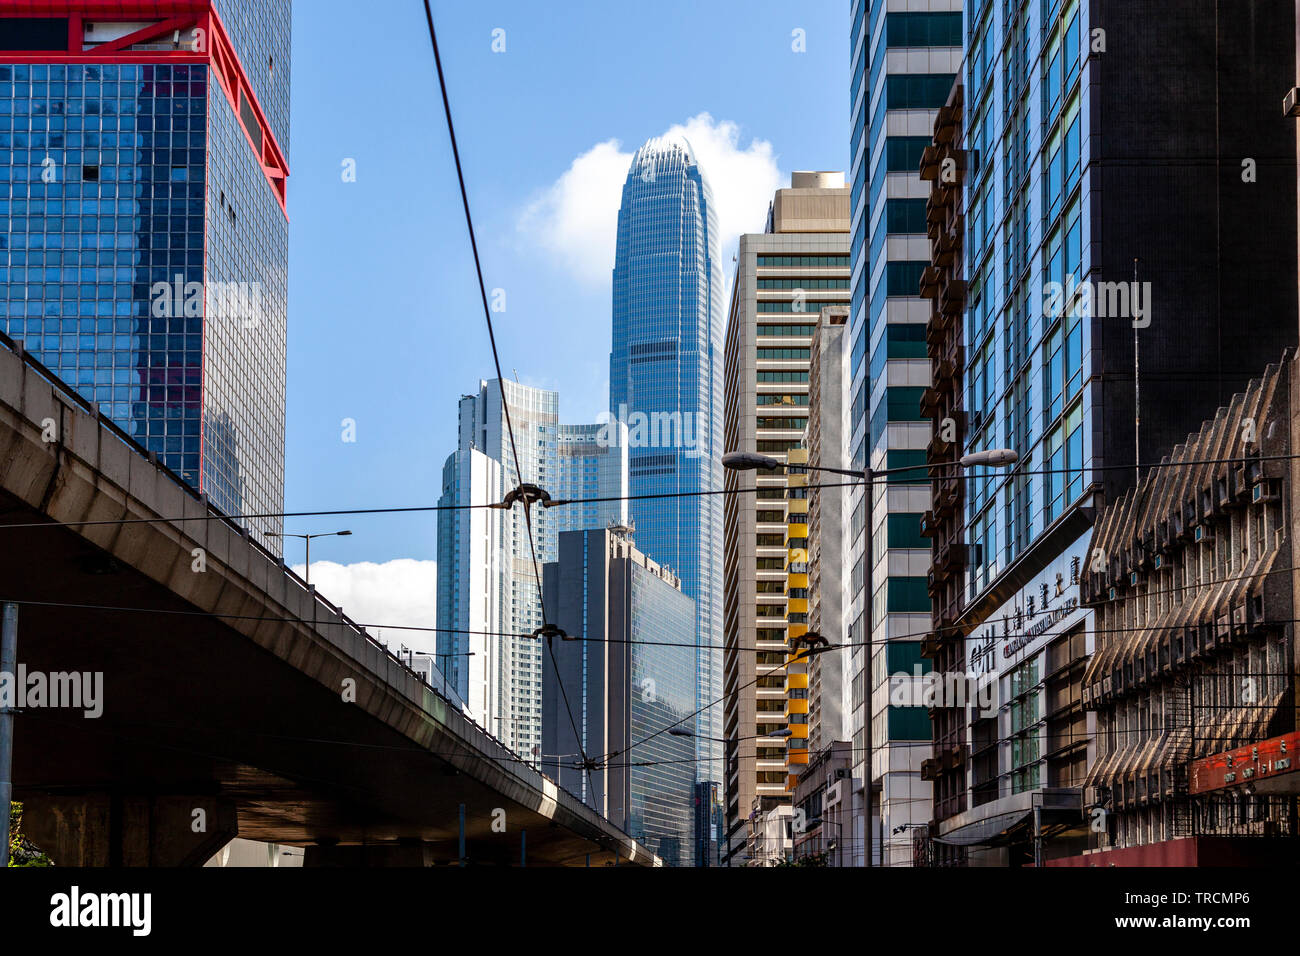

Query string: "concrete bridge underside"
[[0, 341, 657, 866]]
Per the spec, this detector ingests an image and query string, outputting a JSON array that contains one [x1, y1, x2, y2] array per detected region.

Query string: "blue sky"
[[283, 0, 850, 572]]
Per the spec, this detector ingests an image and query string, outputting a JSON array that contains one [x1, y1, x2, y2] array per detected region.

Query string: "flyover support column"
[[21, 793, 237, 867]]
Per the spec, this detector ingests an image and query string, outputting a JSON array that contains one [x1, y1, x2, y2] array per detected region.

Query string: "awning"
[[931, 807, 1033, 847]]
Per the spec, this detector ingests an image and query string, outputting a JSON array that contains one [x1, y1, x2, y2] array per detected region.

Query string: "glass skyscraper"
[[0, 2, 291, 549], [436, 379, 558, 758], [542, 528, 697, 865], [553, 421, 629, 536], [848, 0, 963, 865], [609, 136, 725, 833]]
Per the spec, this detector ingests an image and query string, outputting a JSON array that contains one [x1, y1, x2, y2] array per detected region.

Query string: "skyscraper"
[[609, 136, 725, 850], [0, 2, 291, 549], [436, 379, 558, 757], [542, 528, 697, 865], [554, 421, 629, 536], [848, 0, 963, 866], [720, 172, 850, 864]]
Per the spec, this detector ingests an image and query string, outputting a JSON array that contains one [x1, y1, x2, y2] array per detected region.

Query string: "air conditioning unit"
[[1252, 480, 1280, 504]]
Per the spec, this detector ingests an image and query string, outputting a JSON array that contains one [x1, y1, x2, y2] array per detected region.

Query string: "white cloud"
[[290, 559, 437, 654], [518, 113, 783, 290]]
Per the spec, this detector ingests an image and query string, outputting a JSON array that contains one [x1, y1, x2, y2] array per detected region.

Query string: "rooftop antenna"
[[1133, 257, 1141, 489]]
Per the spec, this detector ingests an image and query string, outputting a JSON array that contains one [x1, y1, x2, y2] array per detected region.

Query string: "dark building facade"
[[919, 82, 969, 860], [0, 2, 290, 548], [919, 0, 1298, 864]]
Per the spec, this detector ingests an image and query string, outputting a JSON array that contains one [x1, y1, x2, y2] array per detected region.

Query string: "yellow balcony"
[[784, 672, 809, 690], [786, 473, 807, 489], [787, 497, 809, 515], [786, 572, 808, 590], [785, 698, 809, 716], [785, 548, 808, 567], [786, 597, 809, 615], [786, 751, 809, 767], [787, 623, 808, 640], [785, 522, 808, 539], [788, 723, 809, 739], [787, 448, 809, 466]]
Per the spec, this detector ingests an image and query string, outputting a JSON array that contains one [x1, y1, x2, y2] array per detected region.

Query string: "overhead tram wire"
[[1, 449, 1296, 533], [8, 550, 1300, 653], [421, 0, 594, 795], [0, 480, 861, 533]]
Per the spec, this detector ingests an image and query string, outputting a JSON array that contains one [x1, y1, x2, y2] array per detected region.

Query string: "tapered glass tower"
[[609, 136, 723, 863]]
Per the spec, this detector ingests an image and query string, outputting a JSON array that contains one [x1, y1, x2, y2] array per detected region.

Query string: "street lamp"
[[266, 529, 352, 586], [723, 445, 1018, 867]]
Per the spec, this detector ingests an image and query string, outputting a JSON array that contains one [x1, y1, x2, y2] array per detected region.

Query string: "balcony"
[[939, 279, 967, 316], [919, 265, 942, 299]]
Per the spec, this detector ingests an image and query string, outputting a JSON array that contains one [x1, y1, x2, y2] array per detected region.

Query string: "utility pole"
[[0, 602, 18, 867]]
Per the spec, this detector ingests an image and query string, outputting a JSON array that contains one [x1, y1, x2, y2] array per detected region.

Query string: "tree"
[[8, 802, 52, 867]]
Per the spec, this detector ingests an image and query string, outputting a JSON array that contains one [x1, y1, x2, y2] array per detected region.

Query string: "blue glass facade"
[[626, 559, 697, 866], [609, 137, 724, 798], [0, 1, 290, 549], [542, 529, 696, 865]]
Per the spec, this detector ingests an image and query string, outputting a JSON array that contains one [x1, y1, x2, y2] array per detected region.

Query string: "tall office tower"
[[847, 0, 963, 867], [435, 379, 559, 757], [542, 528, 697, 866], [721, 172, 849, 865], [435, 446, 503, 716], [806, 305, 850, 753], [553, 421, 630, 536], [609, 135, 725, 858], [917, 1, 1297, 865], [0, 2, 291, 549]]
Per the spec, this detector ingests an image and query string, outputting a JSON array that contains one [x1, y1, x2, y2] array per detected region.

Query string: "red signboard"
[[1189, 731, 1300, 795]]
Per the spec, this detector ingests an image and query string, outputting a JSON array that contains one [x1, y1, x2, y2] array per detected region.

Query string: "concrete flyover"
[[0, 336, 659, 867]]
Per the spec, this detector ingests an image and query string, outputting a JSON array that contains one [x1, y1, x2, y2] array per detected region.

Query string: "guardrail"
[[0, 329, 543, 772]]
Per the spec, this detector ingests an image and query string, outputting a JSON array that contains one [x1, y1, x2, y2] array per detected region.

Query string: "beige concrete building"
[[806, 305, 850, 754], [721, 172, 850, 864]]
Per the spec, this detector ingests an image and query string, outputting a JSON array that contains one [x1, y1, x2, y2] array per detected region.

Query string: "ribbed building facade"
[[1077, 357, 1299, 865]]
